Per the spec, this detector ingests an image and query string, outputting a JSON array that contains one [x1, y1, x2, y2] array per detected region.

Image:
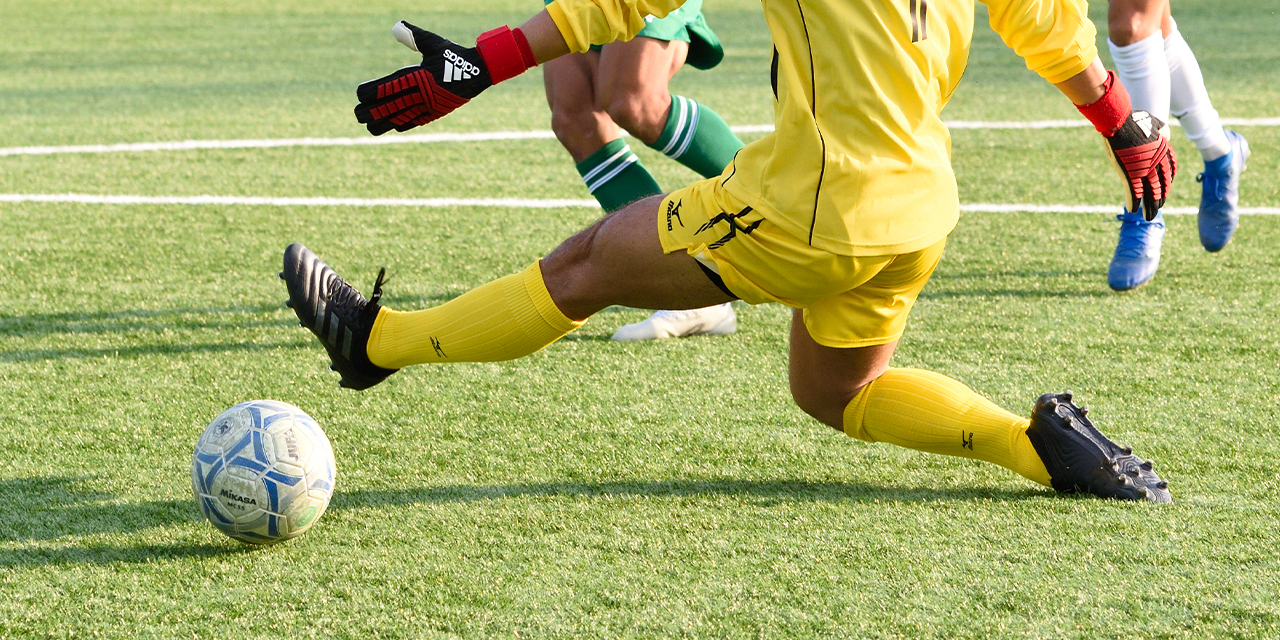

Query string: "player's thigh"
[[595, 37, 689, 140], [541, 195, 736, 320], [543, 51, 620, 161], [597, 36, 689, 91], [1107, 0, 1169, 44], [543, 50, 598, 111]]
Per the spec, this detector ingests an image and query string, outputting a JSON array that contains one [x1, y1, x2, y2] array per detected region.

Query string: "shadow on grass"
[[0, 297, 662, 359], [330, 478, 1050, 510], [0, 304, 287, 337], [0, 302, 318, 362], [0, 477, 201, 543], [0, 339, 310, 363], [0, 476, 1050, 568], [1, 542, 249, 569], [0, 476, 249, 569], [0, 299, 325, 360]]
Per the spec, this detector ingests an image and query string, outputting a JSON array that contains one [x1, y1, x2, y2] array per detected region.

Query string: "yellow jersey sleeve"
[[547, 0, 688, 53], [982, 0, 1097, 84]]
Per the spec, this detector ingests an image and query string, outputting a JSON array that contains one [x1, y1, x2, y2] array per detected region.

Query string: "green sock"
[[648, 95, 744, 179], [575, 138, 663, 212]]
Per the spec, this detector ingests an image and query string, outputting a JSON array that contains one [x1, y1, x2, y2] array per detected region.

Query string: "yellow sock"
[[366, 261, 583, 368], [842, 368, 1051, 486]]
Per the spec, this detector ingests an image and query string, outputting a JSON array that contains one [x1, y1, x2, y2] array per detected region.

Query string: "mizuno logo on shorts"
[[666, 199, 684, 230], [442, 49, 480, 82]]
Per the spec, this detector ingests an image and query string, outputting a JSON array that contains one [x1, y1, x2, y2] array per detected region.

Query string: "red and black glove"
[[354, 21, 537, 136], [1076, 70, 1177, 221]]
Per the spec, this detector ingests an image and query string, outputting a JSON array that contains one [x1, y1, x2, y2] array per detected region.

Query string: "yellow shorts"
[[657, 178, 946, 348]]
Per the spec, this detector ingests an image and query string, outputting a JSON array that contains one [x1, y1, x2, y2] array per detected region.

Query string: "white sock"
[[1109, 33, 1171, 121], [1164, 19, 1231, 161]]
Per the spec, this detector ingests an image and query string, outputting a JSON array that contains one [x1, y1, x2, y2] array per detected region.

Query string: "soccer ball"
[[191, 400, 337, 544]]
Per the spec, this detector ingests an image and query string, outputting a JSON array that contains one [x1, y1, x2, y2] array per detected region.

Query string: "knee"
[[604, 93, 669, 144], [543, 223, 599, 281], [1108, 6, 1160, 45], [550, 106, 599, 151], [789, 376, 859, 431], [1108, 19, 1147, 45], [540, 223, 606, 318]]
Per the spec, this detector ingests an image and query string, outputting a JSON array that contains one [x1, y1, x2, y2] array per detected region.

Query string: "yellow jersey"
[[547, 0, 1097, 255]]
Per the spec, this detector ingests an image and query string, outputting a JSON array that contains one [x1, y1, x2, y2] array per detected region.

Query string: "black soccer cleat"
[[280, 243, 399, 390], [1026, 392, 1172, 503]]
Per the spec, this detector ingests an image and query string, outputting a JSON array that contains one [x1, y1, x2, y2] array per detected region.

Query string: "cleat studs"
[[1062, 391, 1073, 402], [1079, 406, 1089, 416], [1118, 475, 1130, 485], [286, 300, 295, 308], [329, 364, 337, 371], [1128, 469, 1140, 477], [278, 271, 285, 279], [1157, 481, 1169, 489], [1122, 447, 1133, 455], [1141, 461, 1153, 471]]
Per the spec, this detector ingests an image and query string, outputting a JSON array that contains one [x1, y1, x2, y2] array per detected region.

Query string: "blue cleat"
[[1197, 129, 1250, 252], [1108, 209, 1165, 291]]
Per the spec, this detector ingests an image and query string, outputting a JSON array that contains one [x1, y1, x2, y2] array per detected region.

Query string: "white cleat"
[[610, 303, 738, 342]]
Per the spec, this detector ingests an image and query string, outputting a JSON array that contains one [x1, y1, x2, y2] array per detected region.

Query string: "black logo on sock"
[[697, 206, 761, 249], [431, 337, 447, 359], [961, 431, 974, 450], [666, 199, 684, 230]]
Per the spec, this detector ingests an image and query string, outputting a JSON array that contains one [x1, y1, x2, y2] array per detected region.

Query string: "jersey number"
[[910, 0, 928, 42]]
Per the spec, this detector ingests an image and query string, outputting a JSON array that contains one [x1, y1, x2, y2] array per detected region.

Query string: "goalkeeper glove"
[[1076, 70, 1177, 221], [354, 21, 537, 136]]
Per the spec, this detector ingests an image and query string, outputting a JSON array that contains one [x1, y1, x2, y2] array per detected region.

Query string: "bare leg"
[[787, 309, 897, 429], [542, 37, 688, 160], [595, 37, 688, 145], [542, 37, 736, 342], [1107, 0, 1169, 45], [543, 51, 617, 163], [541, 195, 735, 320]]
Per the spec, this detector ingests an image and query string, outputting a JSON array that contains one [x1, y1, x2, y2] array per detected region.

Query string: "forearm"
[[517, 11, 572, 65], [1054, 57, 1109, 106]]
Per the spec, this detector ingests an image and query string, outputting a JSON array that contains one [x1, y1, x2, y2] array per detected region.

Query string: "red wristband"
[[475, 26, 537, 84], [1076, 70, 1131, 137]]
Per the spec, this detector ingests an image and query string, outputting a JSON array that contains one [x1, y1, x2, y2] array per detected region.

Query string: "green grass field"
[[2, 0, 1279, 637]]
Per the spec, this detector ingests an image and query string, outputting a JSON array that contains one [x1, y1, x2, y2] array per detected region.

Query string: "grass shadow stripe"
[[329, 479, 1049, 510], [0, 339, 311, 363]]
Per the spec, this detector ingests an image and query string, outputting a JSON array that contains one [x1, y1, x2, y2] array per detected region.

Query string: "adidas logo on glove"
[[1133, 112, 1153, 137], [442, 49, 480, 82]]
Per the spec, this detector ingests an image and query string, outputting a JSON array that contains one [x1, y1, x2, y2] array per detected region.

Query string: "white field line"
[[1, 118, 1276, 157], [2, 193, 1279, 215], [0, 194, 600, 209]]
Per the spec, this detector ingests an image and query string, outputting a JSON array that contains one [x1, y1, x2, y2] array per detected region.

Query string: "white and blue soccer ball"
[[191, 400, 336, 544]]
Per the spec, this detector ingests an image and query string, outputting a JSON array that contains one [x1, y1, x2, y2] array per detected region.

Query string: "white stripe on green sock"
[[574, 138, 662, 212], [648, 95, 744, 179]]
